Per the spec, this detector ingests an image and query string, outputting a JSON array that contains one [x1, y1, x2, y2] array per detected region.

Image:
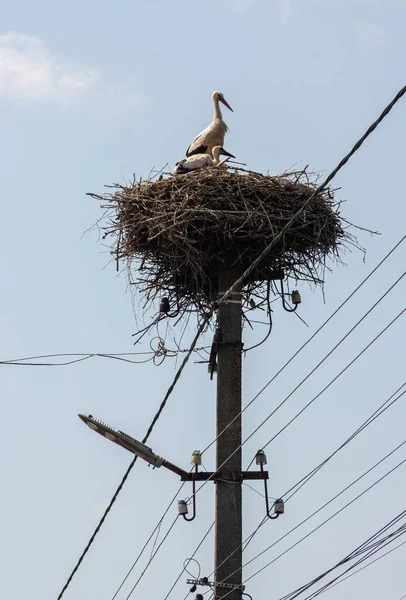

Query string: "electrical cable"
[[175, 253, 406, 591], [0, 353, 156, 366], [245, 277, 405, 469], [199, 235, 405, 459], [0, 346, 212, 367], [283, 383, 406, 502], [207, 448, 406, 600], [163, 328, 405, 600], [56, 315, 210, 600], [183, 557, 202, 580], [110, 480, 186, 600], [182, 304, 405, 507], [314, 538, 406, 597], [287, 529, 406, 600], [217, 85, 406, 307], [123, 515, 180, 600], [206, 383, 406, 587], [243, 451, 406, 585], [243, 282, 273, 353], [278, 510, 406, 600], [163, 522, 215, 600]]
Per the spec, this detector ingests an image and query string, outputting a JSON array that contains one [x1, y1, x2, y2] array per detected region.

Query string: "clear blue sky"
[[0, 1, 405, 599]]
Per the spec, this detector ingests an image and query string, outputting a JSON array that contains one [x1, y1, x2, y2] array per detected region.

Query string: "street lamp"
[[78, 414, 165, 467], [79, 413, 270, 525]]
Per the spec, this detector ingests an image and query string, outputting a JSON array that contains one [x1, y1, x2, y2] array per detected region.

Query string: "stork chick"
[[186, 91, 233, 158], [174, 146, 235, 175]]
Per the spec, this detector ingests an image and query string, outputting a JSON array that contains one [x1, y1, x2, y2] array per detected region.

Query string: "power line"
[[178, 283, 405, 595], [0, 346, 212, 367], [253, 304, 405, 458], [315, 538, 406, 597], [163, 522, 215, 600], [123, 515, 180, 600], [209, 446, 406, 600], [56, 315, 209, 600], [201, 448, 406, 600], [200, 235, 405, 459], [218, 85, 406, 306], [278, 510, 406, 600], [177, 246, 405, 593], [194, 304, 405, 502], [283, 384, 406, 501], [110, 480, 186, 600], [208, 383, 406, 587], [1, 352, 156, 366], [286, 524, 406, 600], [244, 450, 406, 585], [165, 404, 406, 600], [245, 277, 405, 468], [164, 312, 405, 599]]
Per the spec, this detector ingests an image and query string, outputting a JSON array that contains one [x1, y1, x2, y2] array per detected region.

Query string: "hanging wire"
[[183, 557, 202, 580], [243, 281, 273, 353]]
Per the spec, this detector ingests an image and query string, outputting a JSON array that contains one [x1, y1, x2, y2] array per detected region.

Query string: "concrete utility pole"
[[215, 266, 243, 600]]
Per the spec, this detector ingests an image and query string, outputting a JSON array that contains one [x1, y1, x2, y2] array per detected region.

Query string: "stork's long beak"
[[219, 97, 233, 112], [219, 148, 236, 158]]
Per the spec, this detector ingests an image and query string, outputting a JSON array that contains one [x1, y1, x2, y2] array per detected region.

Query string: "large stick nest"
[[92, 167, 355, 319]]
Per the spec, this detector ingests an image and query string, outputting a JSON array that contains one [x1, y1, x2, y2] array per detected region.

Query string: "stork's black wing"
[[186, 143, 208, 157]]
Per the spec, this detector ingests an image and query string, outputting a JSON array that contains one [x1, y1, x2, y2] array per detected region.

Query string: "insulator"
[[274, 498, 285, 515], [291, 290, 301, 305], [255, 450, 267, 465], [178, 499, 188, 516], [190, 450, 202, 466], [189, 584, 197, 593], [196, 595, 204, 600], [159, 297, 170, 313], [213, 327, 224, 343]]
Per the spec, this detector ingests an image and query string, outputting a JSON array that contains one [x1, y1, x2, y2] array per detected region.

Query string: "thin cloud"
[[0, 32, 101, 102]]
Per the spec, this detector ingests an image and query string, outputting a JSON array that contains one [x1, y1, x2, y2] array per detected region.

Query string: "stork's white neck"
[[213, 97, 223, 121]]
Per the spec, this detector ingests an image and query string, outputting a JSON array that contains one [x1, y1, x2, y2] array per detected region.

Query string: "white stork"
[[173, 146, 235, 175], [186, 91, 233, 158]]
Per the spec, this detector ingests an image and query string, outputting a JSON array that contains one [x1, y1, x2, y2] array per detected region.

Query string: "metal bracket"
[[181, 470, 268, 482], [187, 579, 245, 592], [218, 291, 243, 305]]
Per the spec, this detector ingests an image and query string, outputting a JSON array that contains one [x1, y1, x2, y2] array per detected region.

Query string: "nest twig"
[[88, 166, 363, 327]]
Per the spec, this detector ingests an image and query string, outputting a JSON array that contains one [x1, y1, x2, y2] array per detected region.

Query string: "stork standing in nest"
[[174, 146, 235, 175], [186, 91, 233, 158]]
